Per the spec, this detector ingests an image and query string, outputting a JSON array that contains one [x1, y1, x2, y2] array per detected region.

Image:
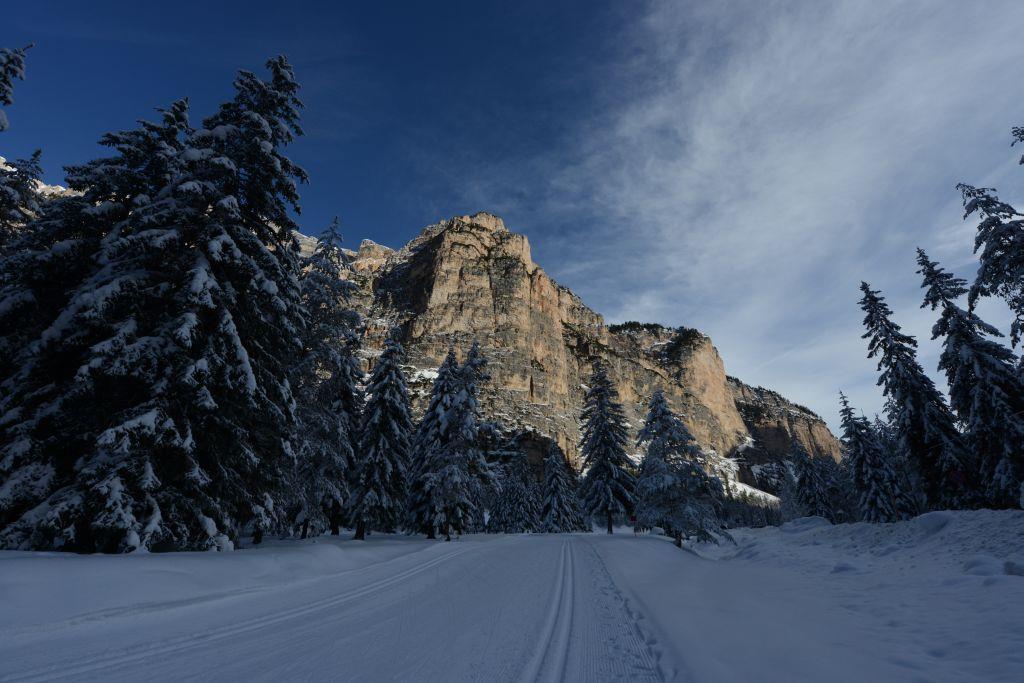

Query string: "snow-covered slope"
[[1, 511, 1021, 681], [618, 509, 1024, 682]]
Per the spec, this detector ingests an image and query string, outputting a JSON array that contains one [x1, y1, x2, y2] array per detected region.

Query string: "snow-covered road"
[[1, 511, 1022, 682]]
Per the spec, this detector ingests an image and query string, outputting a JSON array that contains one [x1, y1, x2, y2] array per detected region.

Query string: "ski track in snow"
[[2, 511, 1021, 682], [0, 535, 666, 683]]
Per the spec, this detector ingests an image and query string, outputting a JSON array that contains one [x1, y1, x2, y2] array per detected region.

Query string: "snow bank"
[[0, 534, 436, 631], [594, 509, 1024, 683]]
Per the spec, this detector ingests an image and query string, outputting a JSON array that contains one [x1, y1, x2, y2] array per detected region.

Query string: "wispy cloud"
[[448, 0, 1024, 430]]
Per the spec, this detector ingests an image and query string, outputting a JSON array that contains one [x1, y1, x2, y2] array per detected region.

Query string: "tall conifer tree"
[[579, 363, 636, 534], [408, 350, 464, 538], [839, 393, 914, 523], [352, 336, 413, 538], [293, 219, 360, 537], [859, 282, 970, 509], [541, 443, 587, 532], [917, 250, 1024, 507], [0, 57, 311, 552]]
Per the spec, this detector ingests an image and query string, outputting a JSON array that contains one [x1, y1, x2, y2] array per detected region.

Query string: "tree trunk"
[[354, 519, 366, 541], [444, 519, 451, 542], [300, 518, 309, 540], [253, 525, 263, 545], [329, 501, 341, 536], [674, 531, 682, 548], [606, 510, 613, 535], [426, 526, 436, 540]]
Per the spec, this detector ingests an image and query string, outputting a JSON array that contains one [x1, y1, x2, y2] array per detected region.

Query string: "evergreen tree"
[[634, 391, 725, 544], [352, 335, 413, 539], [459, 340, 494, 527], [957, 180, 1024, 348], [292, 219, 361, 538], [872, 409, 925, 512], [422, 374, 481, 541], [541, 443, 587, 532], [917, 249, 1024, 507], [634, 445, 673, 532], [859, 282, 971, 509], [408, 350, 479, 539], [579, 363, 636, 534], [0, 57, 311, 552], [661, 460, 727, 545], [636, 390, 703, 466], [790, 440, 841, 523], [838, 393, 914, 523], [777, 465, 803, 522], [0, 44, 32, 132], [1, 98, 202, 551], [487, 456, 542, 533], [0, 150, 42, 247], [635, 391, 693, 532]]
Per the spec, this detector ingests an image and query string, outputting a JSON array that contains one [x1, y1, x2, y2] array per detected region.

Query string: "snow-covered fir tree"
[[634, 391, 724, 544], [859, 282, 972, 509], [423, 384, 481, 541], [958, 180, 1024, 350], [838, 393, 914, 523], [789, 439, 846, 523], [408, 349, 482, 539], [578, 363, 636, 534], [777, 465, 803, 522], [541, 443, 588, 532], [661, 460, 727, 545], [487, 456, 542, 533], [352, 335, 412, 539], [1, 99, 203, 551], [636, 391, 704, 467], [292, 218, 361, 538], [0, 57, 311, 552], [871, 409, 925, 512], [634, 445, 673, 532], [917, 249, 1024, 508], [0, 151, 42, 247], [459, 340, 494, 530], [635, 391, 692, 532], [407, 350, 460, 537], [0, 44, 32, 132]]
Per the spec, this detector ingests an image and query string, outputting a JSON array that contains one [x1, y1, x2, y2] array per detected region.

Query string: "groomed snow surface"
[[1, 510, 1021, 682]]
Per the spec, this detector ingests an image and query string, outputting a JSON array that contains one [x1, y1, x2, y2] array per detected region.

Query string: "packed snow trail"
[[1, 511, 1022, 682], [0, 535, 661, 682]]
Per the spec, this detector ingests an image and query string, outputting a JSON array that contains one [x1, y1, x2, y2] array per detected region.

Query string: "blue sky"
[[4, 1, 1023, 431]]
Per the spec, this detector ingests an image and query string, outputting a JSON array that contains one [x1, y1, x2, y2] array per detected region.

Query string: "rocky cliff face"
[[326, 212, 841, 487]]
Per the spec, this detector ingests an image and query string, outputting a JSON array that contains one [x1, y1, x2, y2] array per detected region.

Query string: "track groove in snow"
[[577, 538, 662, 681], [518, 539, 574, 682]]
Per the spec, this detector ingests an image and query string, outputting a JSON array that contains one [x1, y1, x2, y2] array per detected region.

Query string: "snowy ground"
[[0, 510, 1021, 682]]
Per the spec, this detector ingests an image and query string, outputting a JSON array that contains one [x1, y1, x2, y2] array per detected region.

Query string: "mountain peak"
[[458, 211, 506, 232], [344, 213, 841, 494]]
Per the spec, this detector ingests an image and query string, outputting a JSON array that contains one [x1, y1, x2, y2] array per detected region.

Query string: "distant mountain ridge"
[[302, 211, 841, 493]]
